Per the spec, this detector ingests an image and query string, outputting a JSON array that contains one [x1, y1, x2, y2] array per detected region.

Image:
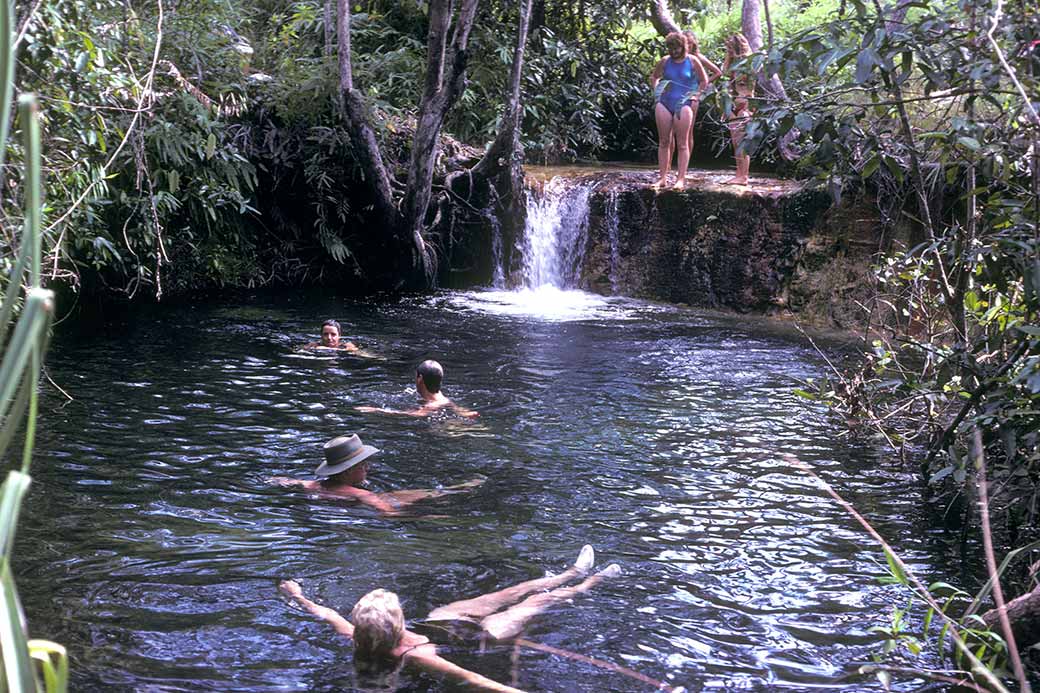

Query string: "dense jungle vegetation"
[[1, 0, 1039, 689]]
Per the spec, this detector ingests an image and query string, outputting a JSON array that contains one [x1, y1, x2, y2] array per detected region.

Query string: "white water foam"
[[520, 177, 595, 289], [447, 286, 633, 322]]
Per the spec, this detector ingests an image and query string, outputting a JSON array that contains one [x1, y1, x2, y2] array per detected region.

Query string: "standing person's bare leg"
[[655, 103, 676, 188], [480, 564, 622, 641], [673, 105, 694, 189], [426, 546, 595, 621], [688, 100, 699, 169], [725, 114, 750, 185]]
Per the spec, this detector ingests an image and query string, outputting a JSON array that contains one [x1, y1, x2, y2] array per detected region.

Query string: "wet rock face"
[[579, 173, 831, 312]]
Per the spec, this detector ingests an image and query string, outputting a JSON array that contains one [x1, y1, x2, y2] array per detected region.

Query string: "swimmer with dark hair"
[[357, 359, 479, 418]]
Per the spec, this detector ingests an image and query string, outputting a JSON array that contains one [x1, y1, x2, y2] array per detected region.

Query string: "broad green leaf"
[[883, 547, 907, 585]]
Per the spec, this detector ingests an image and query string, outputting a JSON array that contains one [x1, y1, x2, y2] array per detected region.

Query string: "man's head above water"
[[416, 360, 444, 396]]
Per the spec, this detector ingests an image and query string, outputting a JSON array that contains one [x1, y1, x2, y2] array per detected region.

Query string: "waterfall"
[[484, 203, 506, 289], [520, 177, 595, 289], [604, 189, 621, 294]]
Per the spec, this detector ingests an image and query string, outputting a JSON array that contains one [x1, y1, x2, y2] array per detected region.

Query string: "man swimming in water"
[[270, 433, 482, 515], [279, 546, 621, 692], [356, 359, 479, 419]]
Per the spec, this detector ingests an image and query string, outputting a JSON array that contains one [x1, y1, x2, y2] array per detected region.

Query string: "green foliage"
[[0, 5, 66, 690], [771, 0, 1038, 684], [5, 0, 261, 299]]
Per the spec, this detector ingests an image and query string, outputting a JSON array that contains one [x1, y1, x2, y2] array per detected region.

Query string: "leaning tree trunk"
[[741, 0, 786, 101], [648, 0, 680, 36], [337, 0, 399, 234], [983, 582, 1040, 654], [401, 0, 480, 287], [742, 0, 801, 161]]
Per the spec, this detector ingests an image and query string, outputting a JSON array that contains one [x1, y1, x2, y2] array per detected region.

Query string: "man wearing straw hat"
[[270, 433, 482, 515]]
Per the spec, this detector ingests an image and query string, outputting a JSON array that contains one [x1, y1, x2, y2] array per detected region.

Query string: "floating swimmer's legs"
[[479, 564, 621, 642], [426, 546, 594, 621]]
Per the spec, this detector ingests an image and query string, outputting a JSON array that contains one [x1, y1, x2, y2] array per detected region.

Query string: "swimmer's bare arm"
[[405, 644, 527, 693], [450, 402, 480, 419], [269, 477, 320, 491], [356, 405, 431, 417], [280, 580, 355, 639], [691, 58, 709, 97], [347, 487, 402, 515], [695, 53, 722, 83], [649, 56, 666, 88], [383, 477, 485, 507]]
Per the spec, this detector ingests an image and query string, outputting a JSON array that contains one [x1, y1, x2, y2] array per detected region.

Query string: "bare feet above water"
[[651, 178, 669, 189], [672, 178, 686, 190], [723, 176, 749, 186]]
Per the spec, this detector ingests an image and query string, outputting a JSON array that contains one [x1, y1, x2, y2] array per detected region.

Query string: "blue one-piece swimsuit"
[[657, 57, 700, 118]]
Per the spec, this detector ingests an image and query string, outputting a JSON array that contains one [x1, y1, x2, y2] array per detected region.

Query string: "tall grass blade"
[[0, 472, 30, 560], [0, 0, 13, 175], [27, 641, 66, 693], [0, 374, 30, 461], [0, 560, 33, 692], [0, 234, 32, 348], [17, 95, 41, 286], [0, 290, 53, 425]]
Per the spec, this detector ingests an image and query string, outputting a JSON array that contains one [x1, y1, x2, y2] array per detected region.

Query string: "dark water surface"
[[17, 288, 952, 691]]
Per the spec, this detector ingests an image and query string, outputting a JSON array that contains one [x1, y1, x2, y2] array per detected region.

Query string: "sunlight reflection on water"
[[446, 286, 635, 322], [19, 291, 956, 692]]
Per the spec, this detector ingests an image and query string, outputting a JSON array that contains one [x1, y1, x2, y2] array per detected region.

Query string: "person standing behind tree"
[[722, 33, 755, 187], [650, 32, 708, 189]]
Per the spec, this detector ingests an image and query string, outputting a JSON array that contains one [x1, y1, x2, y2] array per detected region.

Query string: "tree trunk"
[[401, 0, 480, 286], [982, 582, 1040, 651], [741, 0, 786, 101], [337, 0, 399, 233], [324, 0, 333, 57], [742, 0, 801, 161], [473, 0, 533, 180], [648, 0, 680, 36], [884, 0, 915, 32]]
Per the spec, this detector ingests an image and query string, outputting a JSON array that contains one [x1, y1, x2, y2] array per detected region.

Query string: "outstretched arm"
[[356, 405, 429, 417], [279, 580, 354, 639], [405, 646, 527, 693]]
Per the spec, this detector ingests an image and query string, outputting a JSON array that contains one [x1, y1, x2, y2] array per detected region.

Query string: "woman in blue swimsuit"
[[650, 32, 708, 189]]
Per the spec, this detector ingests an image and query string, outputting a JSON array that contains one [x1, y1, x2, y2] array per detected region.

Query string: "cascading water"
[[604, 189, 621, 293], [520, 177, 595, 289], [484, 202, 506, 289], [461, 175, 613, 321]]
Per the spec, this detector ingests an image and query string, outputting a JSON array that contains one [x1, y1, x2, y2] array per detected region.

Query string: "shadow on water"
[[16, 288, 961, 691]]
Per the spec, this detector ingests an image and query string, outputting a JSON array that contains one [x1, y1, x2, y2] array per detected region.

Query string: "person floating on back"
[[270, 433, 483, 515], [279, 546, 621, 692], [357, 360, 479, 419]]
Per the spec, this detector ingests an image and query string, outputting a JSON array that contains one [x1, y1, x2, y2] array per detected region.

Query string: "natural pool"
[[17, 288, 954, 691]]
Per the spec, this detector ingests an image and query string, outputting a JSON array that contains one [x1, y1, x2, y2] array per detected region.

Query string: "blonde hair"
[[728, 33, 752, 59], [682, 30, 700, 55], [351, 589, 405, 665]]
